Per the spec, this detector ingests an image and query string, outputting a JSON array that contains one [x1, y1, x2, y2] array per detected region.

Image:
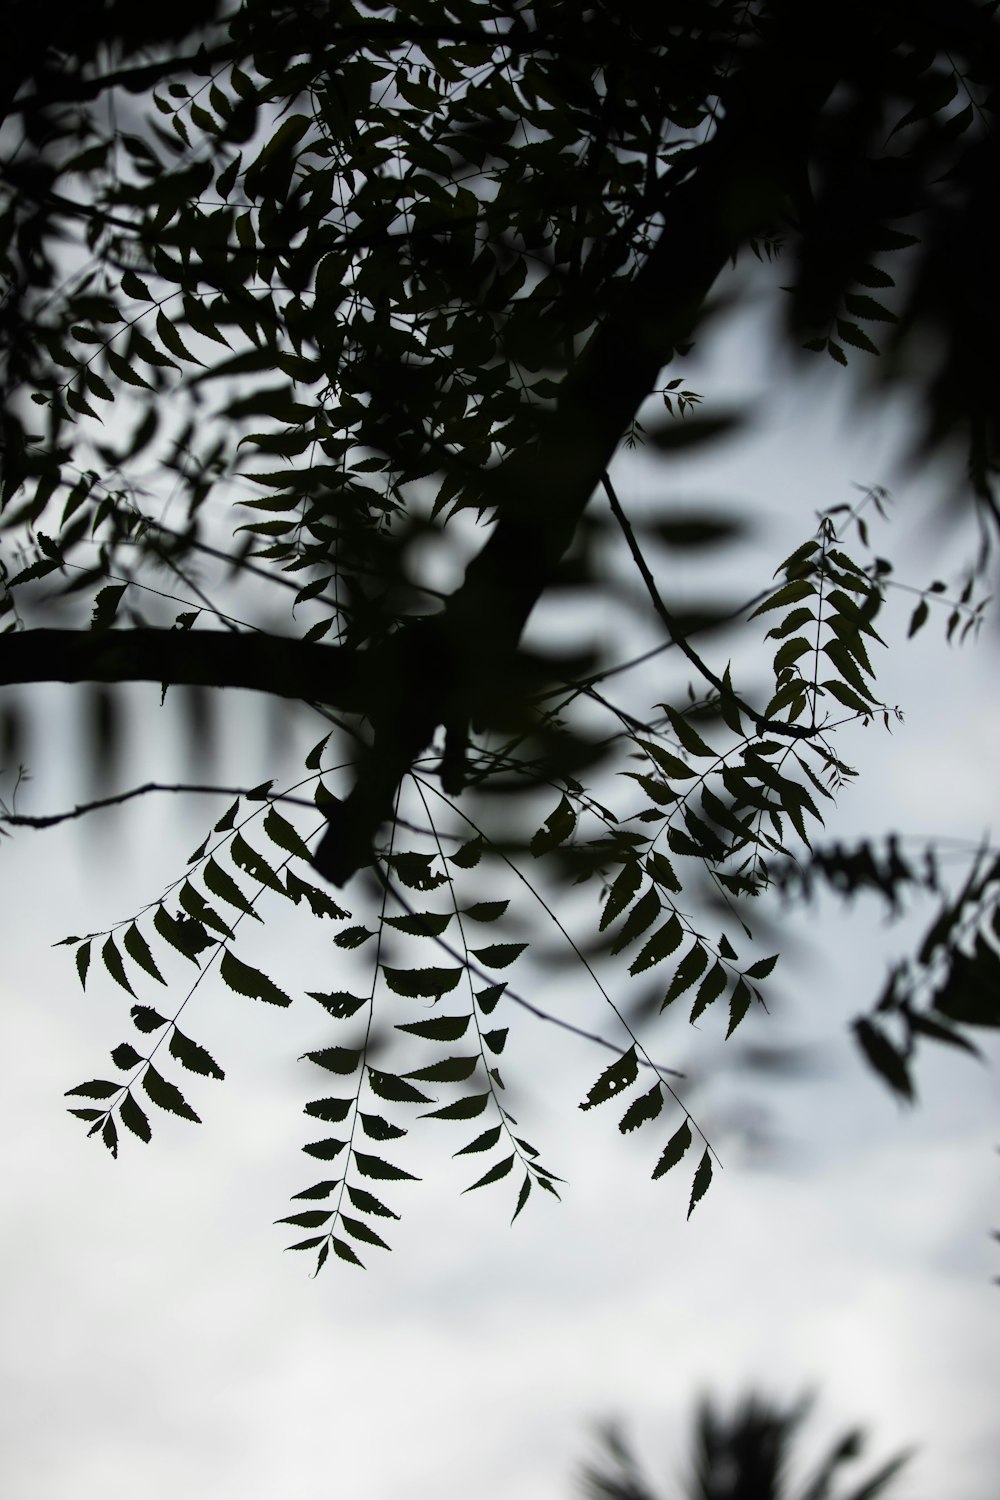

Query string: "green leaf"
[[619, 1083, 663, 1134], [395, 1015, 470, 1042], [463, 1154, 515, 1192], [169, 1026, 224, 1080], [219, 949, 291, 1006], [629, 913, 683, 975], [382, 965, 462, 998], [652, 1119, 692, 1180], [143, 1065, 201, 1123], [579, 1046, 638, 1111], [123, 922, 166, 985], [354, 1152, 419, 1182], [687, 1148, 713, 1217], [119, 1091, 151, 1143], [102, 936, 136, 996]]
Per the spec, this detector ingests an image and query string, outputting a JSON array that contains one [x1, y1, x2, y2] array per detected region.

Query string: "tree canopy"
[[1, 0, 999, 1273]]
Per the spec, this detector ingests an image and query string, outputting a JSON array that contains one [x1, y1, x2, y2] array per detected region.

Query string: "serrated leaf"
[[102, 936, 136, 996], [629, 913, 683, 976], [354, 1152, 419, 1181], [749, 579, 817, 619], [340, 1214, 391, 1250], [511, 1173, 532, 1222], [346, 1186, 399, 1218], [422, 1092, 491, 1120], [303, 1046, 362, 1075], [142, 1065, 200, 1122], [646, 851, 682, 893], [302, 1137, 348, 1160], [307, 990, 367, 1019], [90, 583, 128, 630], [292, 1180, 340, 1201], [68, 1107, 103, 1121], [385, 911, 452, 937], [619, 1083, 663, 1134], [334, 925, 375, 949], [579, 1046, 638, 1111], [609, 888, 660, 955], [304, 1097, 353, 1122], [382, 965, 462, 997], [76, 941, 92, 990], [119, 1091, 151, 1142], [331, 1236, 364, 1266], [66, 1079, 120, 1099], [231, 832, 286, 894], [726, 978, 753, 1038], [123, 922, 166, 985], [530, 794, 577, 855], [689, 960, 728, 1022], [637, 738, 696, 780], [367, 1069, 433, 1103], [284, 868, 349, 919], [169, 1026, 224, 1079], [153, 904, 213, 963], [220, 948, 291, 1006], [600, 862, 642, 930], [214, 799, 240, 832], [449, 837, 484, 868], [155, 310, 203, 366], [476, 983, 506, 1015], [111, 1042, 143, 1070], [483, 1028, 507, 1055], [470, 943, 526, 970], [406, 1055, 478, 1084], [652, 1119, 692, 1180], [395, 1015, 470, 1042], [178, 882, 234, 939], [744, 953, 778, 981], [662, 706, 716, 758], [277, 1209, 333, 1230], [287, 1235, 329, 1252], [687, 1148, 713, 1217], [359, 1113, 407, 1141], [102, 1117, 119, 1157], [131, 1004, 169, 1033], [263, 806, 313, 862], [463, 1153, 515, 1192], [121, 269, 153, 300], [661, 943, 709, 1009], [462, 900, 509, 923], [454, 1125, 503, 1156]]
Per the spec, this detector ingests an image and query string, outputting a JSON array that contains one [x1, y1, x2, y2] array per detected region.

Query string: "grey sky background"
[[2, 294, 998, 1500]]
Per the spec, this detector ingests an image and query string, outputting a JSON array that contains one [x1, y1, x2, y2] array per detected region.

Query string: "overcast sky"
[[2, 295, 998, 1500]]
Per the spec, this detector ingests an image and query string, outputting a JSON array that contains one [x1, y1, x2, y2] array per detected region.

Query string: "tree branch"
[[0, 628, 365, 708]]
